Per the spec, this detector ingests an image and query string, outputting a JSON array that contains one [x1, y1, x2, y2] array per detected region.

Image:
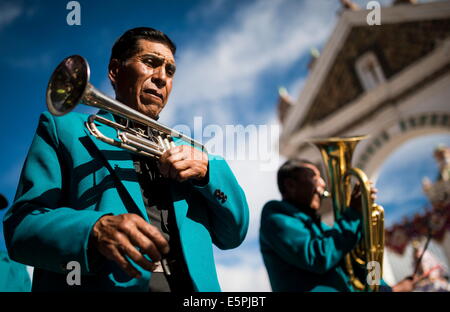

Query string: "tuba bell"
[[46, 55, 205, 158], [309, 136, 384, 292]]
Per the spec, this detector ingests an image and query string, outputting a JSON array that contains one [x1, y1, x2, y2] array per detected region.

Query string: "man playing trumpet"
[[3, 27, 249, 292]]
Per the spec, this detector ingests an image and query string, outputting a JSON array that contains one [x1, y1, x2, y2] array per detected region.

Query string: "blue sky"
[[0, 0, 448, 291]]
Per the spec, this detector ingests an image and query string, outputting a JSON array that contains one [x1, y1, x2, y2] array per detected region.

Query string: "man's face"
[[284, 164, 326, 211], [109, 39, 176, 119]]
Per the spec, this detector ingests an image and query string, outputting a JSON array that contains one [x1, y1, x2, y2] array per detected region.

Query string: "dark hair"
[[277, 159, 317, 196], [110, 27, 176, 64]]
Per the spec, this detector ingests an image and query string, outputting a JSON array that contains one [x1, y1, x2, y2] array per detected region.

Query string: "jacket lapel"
[[83, 111, 148, 221], [171, 187, 188, 231]]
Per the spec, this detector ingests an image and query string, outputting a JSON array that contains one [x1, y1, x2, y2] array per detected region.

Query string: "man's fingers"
[[122, 214, 169, 256], [168, 160, 191, 180], [167, 160, 207, 182], [111, 248, 141, 279], [167, 152, 188, 164], [91, 214, 169, 278], [128, 229, 163, 263], [159, 147, 183, 176], [168, 146, 183, 155], [159, 151, 171, 176], [160, 146, 207, 177], [137, 222, 170, 255], [119, 240, 157, 272], [176, 168, 199, 182], [160, 147, 187, 178]]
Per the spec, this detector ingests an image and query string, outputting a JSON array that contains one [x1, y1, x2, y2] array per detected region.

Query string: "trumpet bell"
[[46, 55, 89, 116]]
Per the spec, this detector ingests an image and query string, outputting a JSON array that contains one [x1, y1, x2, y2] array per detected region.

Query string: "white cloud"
[[163, 0, 338, 126], [212, 114, 284, 291], [0, 2, 22, 31], [215, 246, 272, 292], [226, 116, 284, 241], [186, 0, 227, 23], [217, 263, 270, 292]]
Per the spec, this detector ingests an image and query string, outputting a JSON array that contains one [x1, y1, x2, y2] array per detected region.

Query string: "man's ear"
[[108, 58, 121, 90]]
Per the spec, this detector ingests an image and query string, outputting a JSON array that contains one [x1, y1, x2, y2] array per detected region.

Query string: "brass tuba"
[[309, 136, 384, 291], [46, 55, 205, 158]]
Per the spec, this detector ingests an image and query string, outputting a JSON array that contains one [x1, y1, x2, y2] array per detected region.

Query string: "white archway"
[[355, 111, 450, 182]]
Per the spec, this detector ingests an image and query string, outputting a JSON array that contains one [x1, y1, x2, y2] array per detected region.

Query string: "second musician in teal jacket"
[[259, 159, 368, 292]]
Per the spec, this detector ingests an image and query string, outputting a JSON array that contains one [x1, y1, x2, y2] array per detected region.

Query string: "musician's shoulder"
[[37, 111, 89, 138], [262, 200, 302, 218], [261, 200, 300, 229], [261, 200, 285, 213], [39, 110, 88, 123]]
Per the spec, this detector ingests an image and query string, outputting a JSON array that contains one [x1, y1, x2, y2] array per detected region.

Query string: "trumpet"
[[46, 55, 205, 158]]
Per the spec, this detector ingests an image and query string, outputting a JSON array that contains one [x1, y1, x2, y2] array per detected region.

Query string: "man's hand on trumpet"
[[159, 145, 209, 183]]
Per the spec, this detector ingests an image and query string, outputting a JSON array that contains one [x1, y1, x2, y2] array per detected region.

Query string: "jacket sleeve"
[[2, 112, 109, 275], [260, 204, 361, 274], [190, 154, 249, 250]]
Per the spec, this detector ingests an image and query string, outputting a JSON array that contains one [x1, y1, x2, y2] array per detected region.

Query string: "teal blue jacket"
[[0, 251, 31, 292], [3, 111, 249, 292], [259, 200, 361, 292]]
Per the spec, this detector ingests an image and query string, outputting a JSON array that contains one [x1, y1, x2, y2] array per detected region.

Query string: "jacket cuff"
[[82, 211, 113, 274]]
